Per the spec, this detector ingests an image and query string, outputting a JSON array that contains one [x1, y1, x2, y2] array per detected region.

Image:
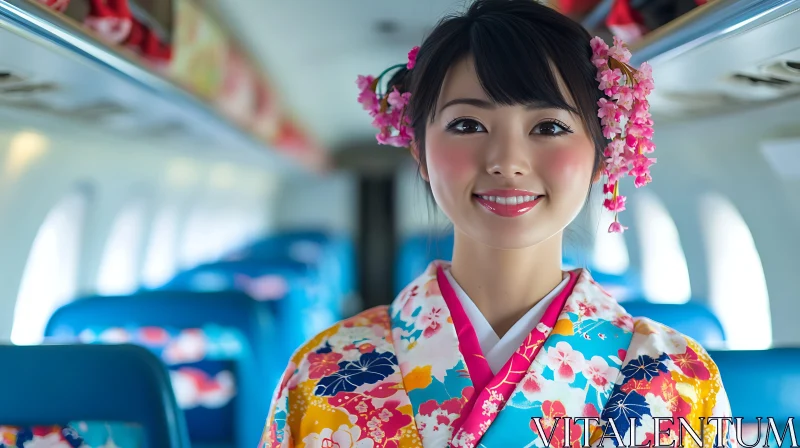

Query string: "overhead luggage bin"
[[0, 0, 327, 172], [624, 0, 800, 117]]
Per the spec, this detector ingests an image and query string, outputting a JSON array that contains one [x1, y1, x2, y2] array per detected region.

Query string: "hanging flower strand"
[[355, 46, 419, 148], [591, 36, 656, 233]]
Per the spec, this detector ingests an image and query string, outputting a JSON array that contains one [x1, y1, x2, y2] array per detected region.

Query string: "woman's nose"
[[485, 135, 531, 178]]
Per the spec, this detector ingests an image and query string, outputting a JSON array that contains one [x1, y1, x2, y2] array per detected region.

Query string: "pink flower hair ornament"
[[591, 35, 656, 233], [356, 37, 654, 233], [355, 46, 419, 148]]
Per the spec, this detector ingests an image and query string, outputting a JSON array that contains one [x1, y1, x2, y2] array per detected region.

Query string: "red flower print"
[[418, 398, 467, 443], [366, 382, 401, 399], [578, 300, 598, 317], [420, 397, 464, 418], [613, 314, 634, 332], [650, 375, 692, 417], [546, 341, 586, 382], [307, 352, 343, 379], [261, 421, 280, 448], [531, 401, 583, 448], [361, 400, 413, 447], [522, 372, 543, 393], [419, 307, 446, 338], [669, 347, 711, 380], [358, 343, 376, 354], [620, 378, 651, 394]]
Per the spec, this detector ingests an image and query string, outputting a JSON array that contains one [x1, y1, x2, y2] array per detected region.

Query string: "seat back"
[[45, 291, 277, 448], [226, 230, 357, 314], [0, 344, 190, 448], [164, 260, 338, 353], [395, 232, 454, 295], [708, 348, 800, 447], [622, 301, 726, 347], [709, 348, 800, 422], [589, 270, 643, 301]]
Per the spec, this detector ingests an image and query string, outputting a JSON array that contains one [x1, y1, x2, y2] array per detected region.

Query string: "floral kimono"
[[260, 261, 733, 448]]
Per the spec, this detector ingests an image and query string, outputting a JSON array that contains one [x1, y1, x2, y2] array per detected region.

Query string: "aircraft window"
[[96, 199, 147, 295], [700, 193, 772, 349], [179, 206, 266, 268], [180, 207, 230, 267], [141, 205, 180, 288], [11, 190, 88, 345], [592, 208, 630, 275], [635, 192, 692, 304]]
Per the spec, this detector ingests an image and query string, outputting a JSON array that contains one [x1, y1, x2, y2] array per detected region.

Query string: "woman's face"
[[419, 56, 597, 250]]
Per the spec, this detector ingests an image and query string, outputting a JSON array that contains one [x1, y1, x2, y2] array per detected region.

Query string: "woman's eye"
[[534, 120, 573, 136], [447, 118, 486, 134]]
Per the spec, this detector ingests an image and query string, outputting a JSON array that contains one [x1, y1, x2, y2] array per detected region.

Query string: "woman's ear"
[[592, 159, 605, 184], [410, 142, 430, 182]]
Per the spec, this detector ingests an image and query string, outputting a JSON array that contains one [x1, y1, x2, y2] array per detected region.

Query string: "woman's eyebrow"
[[438, 98, 495, 114], [524, 100, 572, 111], [438, 98, 571, 114]]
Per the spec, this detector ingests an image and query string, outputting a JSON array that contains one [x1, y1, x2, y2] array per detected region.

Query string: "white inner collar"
[[444, 268, 569, 375]]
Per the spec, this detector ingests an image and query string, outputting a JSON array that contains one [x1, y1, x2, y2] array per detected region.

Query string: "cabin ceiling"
[[202, 0, 463, 151], [211, 0, 800, 152]]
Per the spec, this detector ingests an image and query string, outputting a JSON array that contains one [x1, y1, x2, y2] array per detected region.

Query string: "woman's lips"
[[473, 190, 543, 217]]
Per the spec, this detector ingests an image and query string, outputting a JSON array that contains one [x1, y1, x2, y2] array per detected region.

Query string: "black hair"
[[387, 0, 606, 187]]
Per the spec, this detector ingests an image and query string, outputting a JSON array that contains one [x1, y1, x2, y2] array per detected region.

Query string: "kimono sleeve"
[[593, 320, 735, 448], [258, 361, 297, 448], [678, 341, 735, 448]]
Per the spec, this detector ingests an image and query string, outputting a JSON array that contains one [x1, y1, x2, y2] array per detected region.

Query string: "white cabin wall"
[[645, 98, 800, 346], [0, 109, 280, 341], [271, 171, 358, 234]]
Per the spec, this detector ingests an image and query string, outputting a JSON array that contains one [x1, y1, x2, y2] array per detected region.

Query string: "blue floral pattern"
[[314, 351, 397, 396], [621, 353, 670, 381]]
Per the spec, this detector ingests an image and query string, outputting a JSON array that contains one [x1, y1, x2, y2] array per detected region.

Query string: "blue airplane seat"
[[395, 232, 454, 296], [0, 344, 191, 448], [622, 300, 726, 348], [164, 260, 338, 353], [708, 348, 800, 446], [45, 291, 279, 448], [589, 269, 644, 301], [226, 230, 357, 317]]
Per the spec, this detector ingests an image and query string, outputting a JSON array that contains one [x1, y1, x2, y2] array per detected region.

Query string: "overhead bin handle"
[[628, 0, 799, 64]]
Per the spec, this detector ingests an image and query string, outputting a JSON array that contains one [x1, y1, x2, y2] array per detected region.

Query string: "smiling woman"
[[258, 1, 732, 447]]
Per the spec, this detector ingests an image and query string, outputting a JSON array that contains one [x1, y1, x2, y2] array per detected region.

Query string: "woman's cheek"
[[540, 144, 594, 191], [426, 137, 477, 187]]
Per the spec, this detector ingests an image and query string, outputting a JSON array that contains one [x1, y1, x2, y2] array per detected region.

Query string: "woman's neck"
[[448, 230, 565, 338]]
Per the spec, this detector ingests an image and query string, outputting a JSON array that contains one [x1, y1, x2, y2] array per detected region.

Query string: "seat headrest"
[[708, 348, 800, 421], [621, 301, 726, 347], [0, 344, 190, 447]]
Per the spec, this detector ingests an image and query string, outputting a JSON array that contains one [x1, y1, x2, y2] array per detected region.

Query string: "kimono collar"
[[389, 260, 635, 448]]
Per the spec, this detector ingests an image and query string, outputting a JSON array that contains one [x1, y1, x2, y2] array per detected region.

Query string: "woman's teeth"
[[477, 195, 540, 205]]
